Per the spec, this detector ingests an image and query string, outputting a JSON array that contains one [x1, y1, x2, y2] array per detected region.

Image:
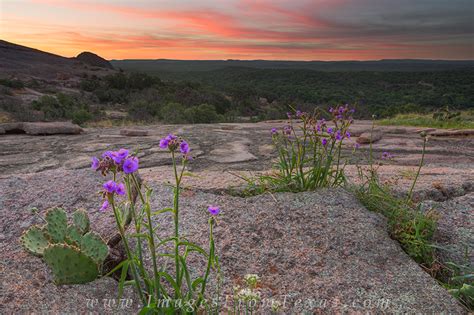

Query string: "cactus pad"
[[43, 244, 99, 284], [45, 208, 67, 243], [80, 232, 108, 265], [20, 225, 49, 256], [72, 209, 90, 235], [66, 225, 83, 246]]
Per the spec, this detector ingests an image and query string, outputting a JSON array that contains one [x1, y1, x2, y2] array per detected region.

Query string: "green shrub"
[[72, 109, 93, 125], [80, 78, 100, 92], [128, 100, 160, 121], [0, 78, 24, 89], [160, 102, 187, 124], [184, 103, 221, 123], [31, 93, 93, 123], [32, 95, 66, 119]]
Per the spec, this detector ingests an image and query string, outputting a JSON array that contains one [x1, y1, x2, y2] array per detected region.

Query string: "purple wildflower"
[[123, 157, 139, 174], [208, 205, 220, 216], [335, 131, 342, 141], [381, 151, 394, 160], [160, 134, 179, 150], [180, 140, 190, 155], [322, 138, 328, 146], [345, 131, 351, 139], [100, 200, 109, 212], [296, 110, 302, 118], [354, 143, 360, 149], [159, 138, 169, 149], [103, 180, 117, 194], [327, 127, 333, 134], [166, 134, 177, 141], [111, 148, 130, 164], [271, 128, 277, 134], [91, 157, 100, 170], [116, 182, 126, 195], [102, 151, 114, 159], [329, 107, 334, 113]]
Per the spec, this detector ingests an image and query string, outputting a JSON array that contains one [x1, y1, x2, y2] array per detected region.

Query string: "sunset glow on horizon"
[[1, 0, 473, 61]]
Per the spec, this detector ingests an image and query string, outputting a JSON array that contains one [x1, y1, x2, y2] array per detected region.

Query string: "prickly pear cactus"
[[72, 209, 90, 234], [81, 232, 108, 265], [20, 208, 109, 285], [66, 225, 83, 246], [45, 208, 67, 243], [43, 244, 99, 284], [20, 225, 49, 256]]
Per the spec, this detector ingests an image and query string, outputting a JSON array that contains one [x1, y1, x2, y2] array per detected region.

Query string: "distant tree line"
[[1, 68, 472, 124]]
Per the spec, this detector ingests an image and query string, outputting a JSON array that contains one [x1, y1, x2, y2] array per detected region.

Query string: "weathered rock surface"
[[0, 120, 472, 313], [23, 122, 84, 135], [119, 129, 149, 137], [76, 51, 114, 69], [0, 170, 466, 313], [429, 129, 474, 137], [421, 193, 474, 267], [0, 121, 83, 135], [356, 131, 383, 144]]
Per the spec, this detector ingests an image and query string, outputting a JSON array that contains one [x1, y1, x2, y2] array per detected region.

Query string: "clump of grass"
[[355, 176, 437, 265], [443, 262, 474, 309], [354, 127, 437, 267], [379, 110, 474, 129]]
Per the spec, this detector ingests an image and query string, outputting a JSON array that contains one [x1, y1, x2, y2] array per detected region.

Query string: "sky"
[[1, 0, 473, 60]]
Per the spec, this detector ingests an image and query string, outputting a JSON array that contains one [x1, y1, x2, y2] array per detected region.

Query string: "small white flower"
[[244, 274, 260, 288]]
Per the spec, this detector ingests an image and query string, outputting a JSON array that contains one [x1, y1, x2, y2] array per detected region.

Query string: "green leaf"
[[182, 171, 200, 178], [178, 241, 208, 257], [118, 261, 130, 300], [151, 208, 174, 216], [179, 256, 194, 298], [104, 259, 129, 277], [156, 236, 177, 248], [192, 277, 204, 291], [159, 271, 181, 297]]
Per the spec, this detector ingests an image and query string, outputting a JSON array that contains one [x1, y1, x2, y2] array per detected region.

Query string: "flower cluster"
[[159, 134, 191, 158], [91, 148, 139, 212], [99, 180, 127, 212], [274, 106, 354, 143], [329, 104, 355, 122], [91, 148, 139, 176]]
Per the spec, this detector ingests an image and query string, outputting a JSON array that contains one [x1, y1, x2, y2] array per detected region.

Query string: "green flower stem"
[[124, 176, 151, 296], [369, 118, 376, 176], [131, 174, 162, 302], [407, 136, 427, 203], [109, 195, 146, 305], [171, 150, 181, 298], [200, 218, 215, 298]]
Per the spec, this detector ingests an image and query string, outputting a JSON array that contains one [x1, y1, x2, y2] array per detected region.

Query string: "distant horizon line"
[[109, 58, 474, 62]]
